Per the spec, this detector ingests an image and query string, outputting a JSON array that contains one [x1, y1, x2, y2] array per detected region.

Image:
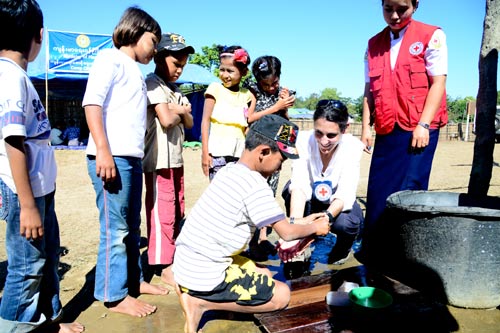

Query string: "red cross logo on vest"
[[409, 42, 424, 55]]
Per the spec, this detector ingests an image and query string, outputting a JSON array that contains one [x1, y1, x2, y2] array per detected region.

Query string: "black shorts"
[[180, 255, 275, 306]]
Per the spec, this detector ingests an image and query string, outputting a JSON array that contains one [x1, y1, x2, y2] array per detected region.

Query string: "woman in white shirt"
[[281, 100, 364, 277]]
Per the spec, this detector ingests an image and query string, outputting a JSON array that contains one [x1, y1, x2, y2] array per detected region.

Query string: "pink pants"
[[145, 167, 184, 265]]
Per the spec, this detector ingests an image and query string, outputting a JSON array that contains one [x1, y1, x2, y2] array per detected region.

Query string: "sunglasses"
[[317, 99, 347, 113], [314, 129, 339, 140]]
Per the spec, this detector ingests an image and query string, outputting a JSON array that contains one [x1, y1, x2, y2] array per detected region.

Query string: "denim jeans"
[[0, 180, 62, 332], [87, 156, 144, 302]]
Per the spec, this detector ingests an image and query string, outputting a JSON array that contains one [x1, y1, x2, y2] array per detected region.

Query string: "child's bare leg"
[[57, 322, 85, 333], [106, 295, 157, 317], [176, 281, 290, 333], [160, 265, 175, 288], [140, 281, 169, 295]]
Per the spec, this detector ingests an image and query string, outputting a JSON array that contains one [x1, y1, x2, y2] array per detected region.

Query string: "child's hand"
[[279, 88, 290, 99], [310, 213, 329, 236], [302, 212, 325, 225], [201, 153, 212, 177], [95, 149, 116, 182], [276, 95, 295, 110], [20, 205, 43, 239]]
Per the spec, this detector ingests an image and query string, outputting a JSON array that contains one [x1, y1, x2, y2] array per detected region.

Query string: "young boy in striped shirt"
[[172, 114, 330, 333]]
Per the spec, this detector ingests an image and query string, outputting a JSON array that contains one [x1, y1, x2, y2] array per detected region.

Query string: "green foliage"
[[190, 44, 221, 76], [447, 95, 476, 122]]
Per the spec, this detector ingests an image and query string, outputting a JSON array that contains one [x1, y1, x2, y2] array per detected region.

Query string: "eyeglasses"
[[317, 99, 347, 113], [314, 129, 339, 140]]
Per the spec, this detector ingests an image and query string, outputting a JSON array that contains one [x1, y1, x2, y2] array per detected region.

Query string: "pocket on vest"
[[409, 63, 429, 89], [406, 94, 427, 126], [368, 68, 384, 92]]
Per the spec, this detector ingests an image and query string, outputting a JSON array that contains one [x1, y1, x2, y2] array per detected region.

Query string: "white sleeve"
[[331, 138, 363, 211], [425, 29, 448, 77], [82, 51, 115, 107], [288, 131, 313, 200]]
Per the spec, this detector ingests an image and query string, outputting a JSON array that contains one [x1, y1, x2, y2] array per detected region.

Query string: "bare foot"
[[106, 295, 157, 317], [176, 284, 205, 333], [140, 281, 169, 295], [160, 266, 175, 287], [58, 322, 85, 333]]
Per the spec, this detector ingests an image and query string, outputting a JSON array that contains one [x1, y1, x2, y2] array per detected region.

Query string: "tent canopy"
[[28, 29, 217, 85]]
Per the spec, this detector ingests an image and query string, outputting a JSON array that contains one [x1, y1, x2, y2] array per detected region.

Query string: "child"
[[172, 114, 330, 333], [245, 55, 296, 261], [143, 33, 194, 282], [358, 0, 448, 263], [0, 1, 84, 332], [247, 55, 296, 194], [200, 45, 255, 180], [247, 55, 295, 123], [62, 119, 80, 146], [83, 6, 166, 318]]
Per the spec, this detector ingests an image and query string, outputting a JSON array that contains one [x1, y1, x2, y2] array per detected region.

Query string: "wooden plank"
[[288, 284, 331, 309], [289, 270, 338, 291], [255, 301, 330, 333]]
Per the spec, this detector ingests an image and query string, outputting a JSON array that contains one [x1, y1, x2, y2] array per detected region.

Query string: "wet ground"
[[68, 252, 500, 333]]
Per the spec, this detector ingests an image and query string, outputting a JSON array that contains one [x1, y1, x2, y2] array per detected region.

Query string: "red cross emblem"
[[314, 183, 332, 202], [409, 42, 424, 55]]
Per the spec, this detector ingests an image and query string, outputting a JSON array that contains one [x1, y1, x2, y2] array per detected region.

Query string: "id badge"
[[313, 180, 333, 203]]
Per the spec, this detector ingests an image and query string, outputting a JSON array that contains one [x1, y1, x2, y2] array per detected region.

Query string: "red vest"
[[367, 20, 447, 134]]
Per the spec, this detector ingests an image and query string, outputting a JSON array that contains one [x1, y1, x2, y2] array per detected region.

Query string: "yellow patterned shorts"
[[181, 255, 275, 305]]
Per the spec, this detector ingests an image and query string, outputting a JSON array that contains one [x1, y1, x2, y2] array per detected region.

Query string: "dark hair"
[[217, 44, 250, 72], [382, 0, 418, 8], [252, 56, 281, 82], [0, 0, 43, 53], [314, 99, 349, 132], [113, 6, 161, 49], [245, 129, 280, 153]]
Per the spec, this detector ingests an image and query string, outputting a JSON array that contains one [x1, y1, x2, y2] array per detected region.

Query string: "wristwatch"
[[323, 210, 335, 225], [418, 121, 430, 129]]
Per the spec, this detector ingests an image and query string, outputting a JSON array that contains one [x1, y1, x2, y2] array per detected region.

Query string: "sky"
[[37, 0, 493, 100]]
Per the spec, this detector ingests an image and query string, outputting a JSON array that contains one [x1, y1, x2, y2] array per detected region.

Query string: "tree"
[[468, 0, 499, 197], [190, 44, 221, 76]]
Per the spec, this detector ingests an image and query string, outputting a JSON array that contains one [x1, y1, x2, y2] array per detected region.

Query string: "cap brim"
[[157, 45, 195, 54], [277, 141, 299, 159], [172, 45, 195, 54]]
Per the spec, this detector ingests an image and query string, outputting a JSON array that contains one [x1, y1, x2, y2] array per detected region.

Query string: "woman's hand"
[[360, 126, 373, 154]]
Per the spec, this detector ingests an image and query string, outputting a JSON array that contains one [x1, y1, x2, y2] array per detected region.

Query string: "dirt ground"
[[0, 140, 499, 332]]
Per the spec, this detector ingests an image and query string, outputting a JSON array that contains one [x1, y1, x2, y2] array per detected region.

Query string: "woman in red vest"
[[357, 0, 448, 263]]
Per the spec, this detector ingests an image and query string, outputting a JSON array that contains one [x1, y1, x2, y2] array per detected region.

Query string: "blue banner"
[[48, 30, 113, 75]]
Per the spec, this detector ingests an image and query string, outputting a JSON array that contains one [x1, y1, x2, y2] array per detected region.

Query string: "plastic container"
[[348, 286, 393, 309]]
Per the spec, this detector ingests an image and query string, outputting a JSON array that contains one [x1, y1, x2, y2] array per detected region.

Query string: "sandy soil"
[[0, 140, 499, 332]]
